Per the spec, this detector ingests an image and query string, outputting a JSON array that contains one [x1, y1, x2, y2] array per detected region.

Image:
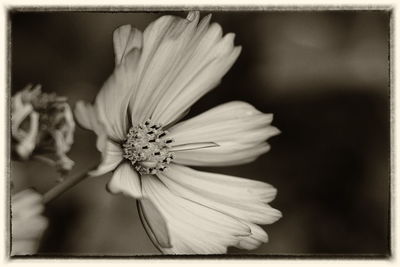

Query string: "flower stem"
[[42, 167, 95, 204]]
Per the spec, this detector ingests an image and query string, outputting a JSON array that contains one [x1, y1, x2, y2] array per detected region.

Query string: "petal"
[[236, 237, 263, 250], [11, 240, 39, 255], [12, 215, 48, 241], [89, 140, 123, 176], [159, 164, 282, 225], [16, 112, 39, 159], [138, 196, 171, 249], [168, 101, 280, 166], [74, 101, 107, 152], [235, 223, 269, 250], [157, 164, 281, 251], [75, 102, 124, 176], [95, 47, 142, 140], [247, 223, 269, 243], [59, 103, 75, 149], [11, 90, 34, 140], [121, 12, 240, 127], [107, 162, 142, 198], [129, 12, 200, 125], [141, 174, 252, 254], [150, 18, 242, 125], [113, 24, 143, 65], [11, 189, 42, 216], [173, 143, 271, 166], [79, 26, 143, 141], [74, 101, 99, 132], [11, 189, 48, 243]]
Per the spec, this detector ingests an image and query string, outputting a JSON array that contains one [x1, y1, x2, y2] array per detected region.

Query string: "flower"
[[75, 11, 281, 254], [11, 189, 48, 255], [11, 84, 75, 173]]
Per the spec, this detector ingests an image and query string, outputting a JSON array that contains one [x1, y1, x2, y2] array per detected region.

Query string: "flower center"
[[122, 120, 174, 175]]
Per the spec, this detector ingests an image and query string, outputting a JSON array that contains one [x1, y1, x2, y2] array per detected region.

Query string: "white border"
[[0, 1, 397, 267]]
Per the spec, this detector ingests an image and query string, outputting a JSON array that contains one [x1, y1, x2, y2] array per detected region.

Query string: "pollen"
[[122, 119, 174, 175]]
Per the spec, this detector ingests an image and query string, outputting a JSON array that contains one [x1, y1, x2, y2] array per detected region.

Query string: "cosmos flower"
[[11, 84, 75, 173], [75, 11, 281, 254]]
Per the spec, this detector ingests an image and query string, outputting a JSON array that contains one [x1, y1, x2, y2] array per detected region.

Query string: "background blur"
[[10, 10, 390, 256]]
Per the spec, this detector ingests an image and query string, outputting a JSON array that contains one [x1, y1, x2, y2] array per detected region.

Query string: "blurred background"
[[10, 10, 390, 256]]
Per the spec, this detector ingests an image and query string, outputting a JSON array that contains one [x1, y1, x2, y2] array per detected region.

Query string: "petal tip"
[[269, 126, 282, 137], [186, 11, 200, 22]]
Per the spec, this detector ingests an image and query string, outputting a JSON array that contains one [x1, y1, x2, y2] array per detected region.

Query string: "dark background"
[[10, 10, 390, 256]]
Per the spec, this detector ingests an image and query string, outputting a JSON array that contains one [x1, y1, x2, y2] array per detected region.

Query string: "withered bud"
[[11, 84, 75, 173]]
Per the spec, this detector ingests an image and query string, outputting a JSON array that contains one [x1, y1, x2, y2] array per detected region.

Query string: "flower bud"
[[11, 189, 48, 255], [11, 84, 75, 173]]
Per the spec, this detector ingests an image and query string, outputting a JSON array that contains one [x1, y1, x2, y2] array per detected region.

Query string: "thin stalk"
[[42, 166, 96, 204]]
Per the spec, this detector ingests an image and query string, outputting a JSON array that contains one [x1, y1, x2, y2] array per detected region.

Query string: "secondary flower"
[[75, 11, 281, 254], [11, 189, 48, 255], [11, 84, 75, 173]]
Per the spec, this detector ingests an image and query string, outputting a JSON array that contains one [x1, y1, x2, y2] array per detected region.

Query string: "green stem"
[[42, 167, 95, 204]]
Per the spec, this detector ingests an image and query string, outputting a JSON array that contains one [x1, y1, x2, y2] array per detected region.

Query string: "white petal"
[[118, 12, 240, 127], [113, 24, 143, 65], [12, 215, 48, 240], [149, 19, 225, 123], [138, 196, 171, 249], [168, 101, 280, 166], [141, 174, 251, 254], [173, 143, 271, 166], [107, 162, 142, 198], [16, 112, 39, 159], [95, 48, 142, 140], [129, 14, 200, 125], [247, 223, 269, 242], [235, 223, 269, 250], [159, 164, 282, 225], [88, 25, 142, 140], [11, 189, 48, 243], [74, 101, 107, 152], [11, 91, 34, 140], [74, 101, 97, 131], [11, 240, 38, 255], [89, 140, 123, 176], [152, 32, 242, 125], [157, 164, 281, 251], [11, 189, 42, 216], [169, 101, 278, 144], [236, 237, 262, 250], [60, 103, 75, 149]]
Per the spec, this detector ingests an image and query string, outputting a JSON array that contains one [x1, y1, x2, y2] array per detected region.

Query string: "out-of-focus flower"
[[11, 84, 75, 173], [11, 189, 48, 255], [75, 11, 281, 254]]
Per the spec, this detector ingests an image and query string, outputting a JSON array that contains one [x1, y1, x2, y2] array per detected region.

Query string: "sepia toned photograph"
[[8, 7, 391, 258]]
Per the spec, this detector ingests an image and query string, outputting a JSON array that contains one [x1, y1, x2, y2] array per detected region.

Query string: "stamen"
[[122, 120, 175, 175]]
